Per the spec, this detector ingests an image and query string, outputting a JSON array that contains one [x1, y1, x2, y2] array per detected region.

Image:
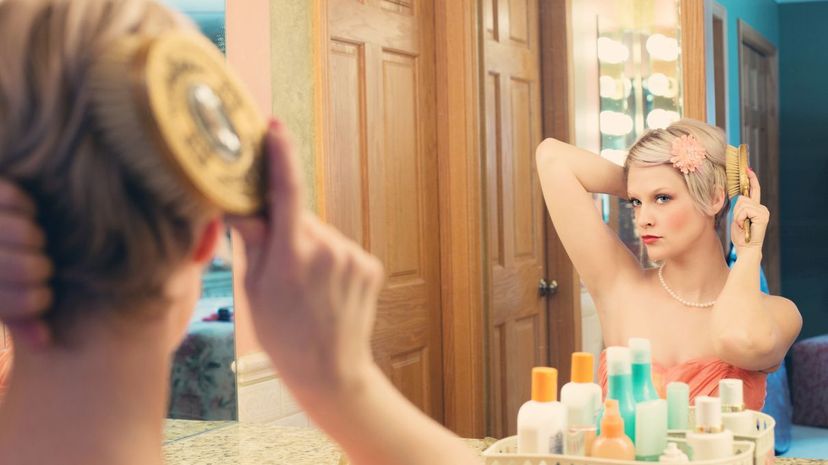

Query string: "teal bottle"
[[597, 346, 637, 442], [629, 338, 660, 403]]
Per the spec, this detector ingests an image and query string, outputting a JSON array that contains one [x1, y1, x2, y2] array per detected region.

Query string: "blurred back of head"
[[0, 0, 213, 342]]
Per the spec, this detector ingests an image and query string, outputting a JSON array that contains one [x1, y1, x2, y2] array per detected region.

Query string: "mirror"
[[160, 0, 238, 422], [595, 1, 683, 266]]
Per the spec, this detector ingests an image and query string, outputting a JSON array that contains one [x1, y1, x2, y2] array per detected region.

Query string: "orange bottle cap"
[[531, 367, 558, 402], [571, 352, 594, 383]]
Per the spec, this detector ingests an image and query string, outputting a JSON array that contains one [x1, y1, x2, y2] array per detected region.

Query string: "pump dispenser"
[[591, 399, 636, 460]]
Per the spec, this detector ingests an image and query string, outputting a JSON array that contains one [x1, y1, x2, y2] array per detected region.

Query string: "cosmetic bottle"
[[591, 399, 636, 460], [666, 382, 689, 430], [686, 396, 734, 461], [635, 399, 668, 461], [659, 442, 689, 463], [561, 352, 602, 456], [517, 367, 567, 454], [630, 338, 661, 402], [719, 378, 756, 436], [599, 346, 637, 442]]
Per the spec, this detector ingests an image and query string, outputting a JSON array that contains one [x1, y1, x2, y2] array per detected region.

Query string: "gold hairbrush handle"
[[740, 144, 751, 243]]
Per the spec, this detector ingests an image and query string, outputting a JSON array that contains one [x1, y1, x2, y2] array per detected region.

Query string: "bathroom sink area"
[[162, 420, 828, 465]]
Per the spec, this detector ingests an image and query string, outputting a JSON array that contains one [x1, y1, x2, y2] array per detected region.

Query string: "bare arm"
[[230, 121, 480, 465], [291, 364, 481, 465], [535, 138, 641, 300], [712, 169, 802, 370]]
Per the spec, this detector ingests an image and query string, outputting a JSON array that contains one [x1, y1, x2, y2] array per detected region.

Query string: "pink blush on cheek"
[[664, 208, 690, 233]]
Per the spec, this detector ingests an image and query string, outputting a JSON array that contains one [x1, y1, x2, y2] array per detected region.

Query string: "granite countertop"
[[162, 420, 826, 465]]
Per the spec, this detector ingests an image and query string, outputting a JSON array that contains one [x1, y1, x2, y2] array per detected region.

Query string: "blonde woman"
[[536, 119, 802, 408], [0, 1, 479, 465]]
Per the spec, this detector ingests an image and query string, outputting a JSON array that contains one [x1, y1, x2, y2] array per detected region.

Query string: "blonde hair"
[[0, 0, 213, 340], [624, 119, 730, 227]]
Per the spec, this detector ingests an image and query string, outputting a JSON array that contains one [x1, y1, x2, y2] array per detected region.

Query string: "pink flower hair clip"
[[670, 134, 707, 174]]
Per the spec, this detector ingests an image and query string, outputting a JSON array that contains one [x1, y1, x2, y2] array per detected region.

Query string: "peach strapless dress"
[[598, 350, 767, 410]]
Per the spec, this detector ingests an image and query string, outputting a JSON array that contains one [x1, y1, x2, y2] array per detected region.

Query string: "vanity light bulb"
[[600, 111, 634, 136], [646, 109, 681, 129], [597, 37, 630, 64], [646, 34, 679, 62]]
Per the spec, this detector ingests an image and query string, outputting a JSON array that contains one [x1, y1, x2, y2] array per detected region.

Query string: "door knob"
[[538, 278, 558, 297]]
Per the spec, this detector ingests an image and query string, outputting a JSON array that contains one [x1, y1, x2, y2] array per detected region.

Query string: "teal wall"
[[778, 2, 828, 340], [716, 0, 828, 339], [715, 0, 779, 145]]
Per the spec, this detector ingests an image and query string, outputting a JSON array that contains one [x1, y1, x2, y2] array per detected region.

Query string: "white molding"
[[233, 351, 278, 386]]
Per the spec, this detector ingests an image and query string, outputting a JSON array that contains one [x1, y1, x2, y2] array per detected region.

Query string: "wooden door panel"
[[326, 40, 367, 246], [508, 0, 529, 45], [484, 0, 545, 437], [510, 77, 537, 259], [326, 0, 443, 420]]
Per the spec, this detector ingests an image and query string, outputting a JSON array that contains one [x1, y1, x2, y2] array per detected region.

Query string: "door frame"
[[737, 20, 781, 295], [538, 0, 581, 387]]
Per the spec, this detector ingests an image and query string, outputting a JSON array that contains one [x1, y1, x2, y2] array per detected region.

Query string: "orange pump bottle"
[[591, 399, 636, 460]]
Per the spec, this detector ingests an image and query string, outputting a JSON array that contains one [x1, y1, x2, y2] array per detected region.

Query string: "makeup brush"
[[725, 143, 751, 242], [87, 31, 265, 214]]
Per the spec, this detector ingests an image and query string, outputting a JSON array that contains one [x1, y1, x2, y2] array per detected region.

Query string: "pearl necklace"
[[657, 264, 717, 308]]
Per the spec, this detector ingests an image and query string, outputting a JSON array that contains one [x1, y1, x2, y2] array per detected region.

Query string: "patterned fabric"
[[790, 335, 828, 428], [598, 350, 768, 410], [168, 321, 237, 421]]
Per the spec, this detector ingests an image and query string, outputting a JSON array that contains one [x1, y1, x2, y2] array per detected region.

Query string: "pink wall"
[[226, 0, 271, 357]]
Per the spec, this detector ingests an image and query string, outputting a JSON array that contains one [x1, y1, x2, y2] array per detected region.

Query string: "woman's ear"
[[711, 185, 726, 213], [191, 217, 222, 265]]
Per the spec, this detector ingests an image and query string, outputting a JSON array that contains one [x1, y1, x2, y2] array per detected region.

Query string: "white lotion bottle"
[[686, 396, 734, 461], [517, 367, 567, 454], [719, 378, 756, 436]]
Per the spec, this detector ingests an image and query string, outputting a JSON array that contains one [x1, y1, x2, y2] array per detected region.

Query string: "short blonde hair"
[[0, 0, 214, 340], [624, 119, 730, 227]]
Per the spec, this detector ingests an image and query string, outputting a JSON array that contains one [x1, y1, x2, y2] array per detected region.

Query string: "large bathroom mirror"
[[160, 0, 238, 422]]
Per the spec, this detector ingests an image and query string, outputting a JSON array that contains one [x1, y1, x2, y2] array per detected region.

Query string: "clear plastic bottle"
[[517, 367, 567, 454]]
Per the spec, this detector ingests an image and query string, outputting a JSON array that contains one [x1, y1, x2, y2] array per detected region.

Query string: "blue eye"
[[656, 194, 671, 204], [629, 198, 641, 207]]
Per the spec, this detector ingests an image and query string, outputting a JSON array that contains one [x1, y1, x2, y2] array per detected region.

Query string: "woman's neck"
[[0, 320, 172, 465], [660, 228, 730, 303]]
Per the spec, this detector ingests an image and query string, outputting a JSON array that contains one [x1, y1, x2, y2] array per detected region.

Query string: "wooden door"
[[321, 0, 443, 421], [739, 21, 780, 295], [482, 0, 547, 437]]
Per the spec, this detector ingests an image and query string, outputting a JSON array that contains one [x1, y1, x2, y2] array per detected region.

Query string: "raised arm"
[[535, 138, 642, 299], [712, 168, 802, 371], [229, 121, 481, 465]]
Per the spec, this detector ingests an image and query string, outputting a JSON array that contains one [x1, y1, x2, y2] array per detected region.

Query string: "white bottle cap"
[[695, 396, 722, 429], [719, 379, 744, 408], [606, 346, 631, 375], [629, 337, 652, 364], [659, 442, 689, 463]]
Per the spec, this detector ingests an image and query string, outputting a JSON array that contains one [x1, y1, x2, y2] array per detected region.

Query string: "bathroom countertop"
[[162, 420, 826, 465]]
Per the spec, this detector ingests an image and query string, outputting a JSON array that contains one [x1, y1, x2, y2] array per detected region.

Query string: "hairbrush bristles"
[[87, 31, 265, 215], [725, 144, 752, 242]]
